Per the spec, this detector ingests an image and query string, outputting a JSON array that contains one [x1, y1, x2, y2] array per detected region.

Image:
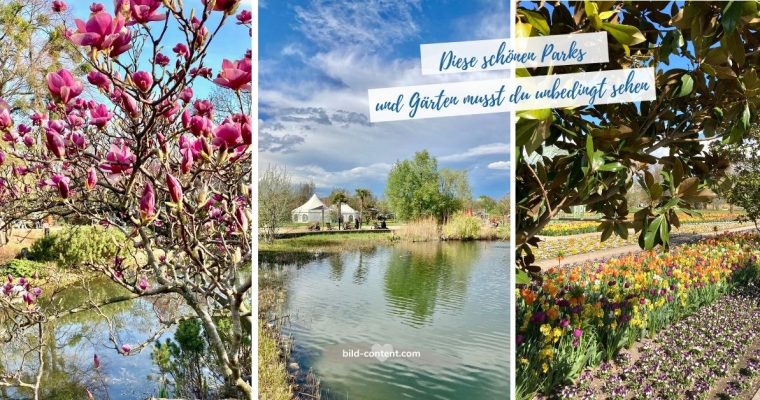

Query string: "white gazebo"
[[291, 194, 329, 224]]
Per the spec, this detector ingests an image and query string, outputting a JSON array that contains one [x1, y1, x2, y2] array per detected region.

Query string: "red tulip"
[[213, 57, 251, 91], [139, 182, 155, 222], [47, 69, 83, 104]]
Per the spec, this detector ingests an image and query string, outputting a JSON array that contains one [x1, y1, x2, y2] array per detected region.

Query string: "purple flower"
[[47, 69, 83, 104]]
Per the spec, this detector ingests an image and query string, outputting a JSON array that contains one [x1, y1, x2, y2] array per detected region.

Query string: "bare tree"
[[259, 164, 294, 243]]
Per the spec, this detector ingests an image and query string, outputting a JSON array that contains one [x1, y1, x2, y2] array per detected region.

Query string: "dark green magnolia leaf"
[[600, 222, 614, 242], [601, 21, 646, 45], [723, 30, 745, 65], [721, 1, 743, 34], [659, 217, 670, 248], [644, 215, 664, 250], [614, 221, 629, 239]]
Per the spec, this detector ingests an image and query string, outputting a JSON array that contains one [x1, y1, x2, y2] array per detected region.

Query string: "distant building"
[[291, 194, 360, 224]]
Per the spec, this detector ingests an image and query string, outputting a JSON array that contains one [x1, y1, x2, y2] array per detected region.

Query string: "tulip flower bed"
[[535, 221, 751, 261], [516, 233, 760, 399], [540, 214, 745, 237]]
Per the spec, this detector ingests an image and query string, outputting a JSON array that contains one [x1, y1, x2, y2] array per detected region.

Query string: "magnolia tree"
[[0, 0, 252, 397]]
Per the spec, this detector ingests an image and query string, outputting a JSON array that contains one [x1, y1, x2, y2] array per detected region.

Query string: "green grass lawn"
[[260, 231, 394, 253]]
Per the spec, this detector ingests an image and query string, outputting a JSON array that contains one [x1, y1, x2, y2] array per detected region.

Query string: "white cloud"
[[294, 0, 421, 50], [487, 161, 510, 170], [439, 143, 510, 162], [288, 163, 393, 189]]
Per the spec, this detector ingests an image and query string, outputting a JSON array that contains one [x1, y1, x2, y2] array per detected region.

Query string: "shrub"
[[53, 226, 128, 269], [2, 259, 47, 278], [26, 226, 128, 269], [443, 213, 481, 240], [26, 234, 59, 262]]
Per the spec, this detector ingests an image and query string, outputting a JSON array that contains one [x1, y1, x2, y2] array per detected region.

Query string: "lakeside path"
[[535, 225, 757, 271]]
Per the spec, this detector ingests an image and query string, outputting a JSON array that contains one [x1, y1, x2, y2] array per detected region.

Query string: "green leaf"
[[598, 162, 625, 172], [517, 108, 552, 120], [721, 1, 742, 34], [518, 9, 550, 35], [516, 269, 531, 285], [644, 215, 663, 250], [675, 74, 694, 98], [601, 21, 647, 45]]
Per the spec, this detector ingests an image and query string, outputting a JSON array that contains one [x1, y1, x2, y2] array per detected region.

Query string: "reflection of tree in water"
[[1, 277, 185, 399], [352, 247, 377, 285], [328, 254, 345, 281], [383, 242, 479, 326]]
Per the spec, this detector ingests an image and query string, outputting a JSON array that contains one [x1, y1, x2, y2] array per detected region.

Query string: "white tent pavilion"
[[291, 194, 360, 225], [291, 194, 329, 224]]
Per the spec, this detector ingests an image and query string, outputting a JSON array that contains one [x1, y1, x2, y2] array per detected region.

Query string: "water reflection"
[[275, 242, 510, 400], [384, 242, 479, 326]]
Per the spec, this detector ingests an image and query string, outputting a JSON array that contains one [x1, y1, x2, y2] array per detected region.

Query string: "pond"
[[2, 277, 182, 400], [270, 241, 510, 400]]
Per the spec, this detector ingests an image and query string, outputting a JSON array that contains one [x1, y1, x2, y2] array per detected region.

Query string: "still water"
[[278, 241, 510, 400], [3, 277, 179, 399]]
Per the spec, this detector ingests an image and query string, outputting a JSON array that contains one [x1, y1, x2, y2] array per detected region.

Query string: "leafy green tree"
[[385, 151, 472, 222], [476, 195, 499, 215], [515, 1, 760, 277]]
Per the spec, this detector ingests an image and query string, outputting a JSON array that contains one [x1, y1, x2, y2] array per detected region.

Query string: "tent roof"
[[292, 194, 328, 213], [333, 203, 358, 214]]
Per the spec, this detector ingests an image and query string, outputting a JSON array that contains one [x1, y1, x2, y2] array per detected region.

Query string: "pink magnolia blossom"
[[166, 174, 183, 205], [86, 168, 97, 191], [87, 70, 111, 92], [137, 276, 149, 291], [70, 132, 87, 149], [69, 11, 132, 57], [139, 182, 155, 222], [202, 0, 240, 13], [236, 10, 252, 25], [0, 108, 12, 131], [179, 87, 193, 103], [126, 0, 165, 25], [212, 122, 243, 150], [160, 100, 179, 119], [181, 148, 193, 174], [17, 124, 31, 135], [232, 113, 251, 145], [190, 67, 213, 78], [235, 207, 248, 233], [52, 1, 67, 12], [213, 57, 251, 91], [189, 115, 213, 137], [23, 135, 34, 147], [2, 131, 17, 145], [101, 143, 136, 174], [193, 99, 214, 117], [30, 112, 46, 126], [131, 71, 153, 92], [90, 103, 113, 128], [46, 174, 71, 198], [47, 69, 84, 104], [121, 92, 140, 118], [121, 344, 132, 354], [154, 52, 169, 67], [45, 130, 66, 159], [90, 3, 105, 13], [0, 150, 4, 166], [172, 43, 188, 58]]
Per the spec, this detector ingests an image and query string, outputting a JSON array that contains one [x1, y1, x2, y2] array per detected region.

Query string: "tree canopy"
[[516, 1, 760, 278]]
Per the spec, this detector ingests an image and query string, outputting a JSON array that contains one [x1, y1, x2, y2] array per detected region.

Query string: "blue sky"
[[67, 0, 252, 99], [259, 0, 510, 199]]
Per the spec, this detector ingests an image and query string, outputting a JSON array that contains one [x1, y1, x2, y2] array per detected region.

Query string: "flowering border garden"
[[516, 233, 760, 399]]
